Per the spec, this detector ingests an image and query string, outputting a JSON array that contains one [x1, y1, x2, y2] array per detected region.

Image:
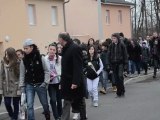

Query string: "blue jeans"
[[48, 84, 62, 119], [4, 97, 20, 119], [100, 70, 108, 90], [26, 84, 50, 120], [128, 60, 136, 74]]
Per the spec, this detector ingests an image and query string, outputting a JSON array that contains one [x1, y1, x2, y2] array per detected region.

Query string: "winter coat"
[[108, 42, 128, 66], [141, 47, 150, 63], [61, 41, 86, 100], [127, 43, 142, 62], [150, 37, 160, 59], [0, 60, 21, 97], [100, 50, 109, 71], [19, 52, 50, 87]]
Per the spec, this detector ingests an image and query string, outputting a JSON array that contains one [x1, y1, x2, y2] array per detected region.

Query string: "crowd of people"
[[0, 31, 160, 120]]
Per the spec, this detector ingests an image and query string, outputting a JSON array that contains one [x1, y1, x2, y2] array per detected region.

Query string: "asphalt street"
[[0, 73, 160, 120]]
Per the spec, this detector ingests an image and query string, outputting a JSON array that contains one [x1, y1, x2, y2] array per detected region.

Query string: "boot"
[[44, 112, 50, 120]]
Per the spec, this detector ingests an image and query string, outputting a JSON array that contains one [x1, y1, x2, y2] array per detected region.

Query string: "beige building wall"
[[66, 0, 99, 43], [26, 0, 64, 53], [66, 0, 132, 43], [0, 0, 28, 58], [102, 4, 131, 39], [0, 0, 64, 57]]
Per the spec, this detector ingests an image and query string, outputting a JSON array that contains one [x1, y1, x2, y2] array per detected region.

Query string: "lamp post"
[[98, 0, 103, 40]]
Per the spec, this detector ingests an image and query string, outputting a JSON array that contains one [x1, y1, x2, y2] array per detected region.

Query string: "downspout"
[[63, 0, 70, 32]]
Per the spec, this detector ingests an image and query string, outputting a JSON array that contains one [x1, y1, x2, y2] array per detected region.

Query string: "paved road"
[[0, 73, 160, 120]]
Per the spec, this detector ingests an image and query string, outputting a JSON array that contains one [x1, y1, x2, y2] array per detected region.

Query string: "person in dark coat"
[[127, 40, 142, 75], [150, 32, 160, 78], [58, 32, 87, 120], [141, 42, 150, 75], [108, 33, 128, 98]]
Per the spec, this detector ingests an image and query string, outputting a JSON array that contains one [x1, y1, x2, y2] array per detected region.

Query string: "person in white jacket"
[[87, 45, 103, 107], [45, 43, 62, 120]]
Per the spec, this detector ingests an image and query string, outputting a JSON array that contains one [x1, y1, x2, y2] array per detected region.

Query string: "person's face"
[[131, 40, 134, 45], [142, 43, 146, 47], [146, 36, 150, 40], [24, 46, 33, 55], [57, 44, 62, 54], [48, 46, 56, 56], [89, 40, 94, 45], [139, 37, 142, 40], [101, 46, 106, 51], [111, 36, 118, 43], [58, 37, 66, 47], [16, 51, 24, 60], [89, 47, 94, 55], [153, 32, 158, 38]]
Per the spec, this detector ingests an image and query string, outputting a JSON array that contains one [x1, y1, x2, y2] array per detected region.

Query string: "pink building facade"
[[66, 0, 134, 42]]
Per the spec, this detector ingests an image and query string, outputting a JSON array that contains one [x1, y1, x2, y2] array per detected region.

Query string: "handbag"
[[19, 93, 27, 120], [87, 62, 98, 80]]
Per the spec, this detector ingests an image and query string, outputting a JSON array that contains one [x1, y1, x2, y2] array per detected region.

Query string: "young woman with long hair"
[[0, 47, 21, 120], [87, 45, 103, 107]]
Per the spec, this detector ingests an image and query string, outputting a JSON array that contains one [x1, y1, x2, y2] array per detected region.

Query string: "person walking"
[[87, 45, 103, 107], [108, 33, 128, 98], [58, 32, 87, 120], [45, 43, 62, 120], [19, 39, 50, 120], [0, 47, 21, 120], [150, 32, 160, 78], [141, 42, 150, 75]]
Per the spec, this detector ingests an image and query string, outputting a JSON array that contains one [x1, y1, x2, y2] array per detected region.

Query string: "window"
[[28, 4, 36, 25], [106, 10, 110, 24], [118, 10, 122, 24], [51, 6, 58, 25]]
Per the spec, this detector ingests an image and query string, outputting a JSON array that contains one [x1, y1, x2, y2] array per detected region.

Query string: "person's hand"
[[39, 82, 47, 88], [20, 87, 26, 93], [71, 84, 77, 89], [109, 70, 113, 74]]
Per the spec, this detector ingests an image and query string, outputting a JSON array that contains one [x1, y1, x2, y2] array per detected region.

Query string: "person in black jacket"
[[58, 33, 87, 120], [150, 32, 160, 78], [141, 42, 150, 75], [99, 41, 110, 94], [108, 33, 128, 97], [19, 39, 50, 120]]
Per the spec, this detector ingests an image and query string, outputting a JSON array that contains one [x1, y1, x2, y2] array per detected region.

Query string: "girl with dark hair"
[[16, 49, 24, 61], [87, 45, 103, 107], [87, 38, 95, 47], [0, 47, 21, 120], [45, 43, 62, 120]]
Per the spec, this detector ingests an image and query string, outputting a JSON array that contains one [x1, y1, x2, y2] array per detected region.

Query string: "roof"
[[101, 0, 135, 6]]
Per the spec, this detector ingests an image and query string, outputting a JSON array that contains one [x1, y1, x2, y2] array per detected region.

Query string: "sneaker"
[[93, 101, 98, 107], [112, 86, 117, 92], [100, 88, 107, 94], [73, 113, 79, 120], [153, 75, 157, 78]]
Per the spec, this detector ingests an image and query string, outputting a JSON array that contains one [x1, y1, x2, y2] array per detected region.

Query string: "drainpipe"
[[63, 0, 70, 32]]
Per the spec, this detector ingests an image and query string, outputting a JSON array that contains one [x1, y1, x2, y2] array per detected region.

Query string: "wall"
[[66, 0, 99, 43], [25, 0, 65, 53], [102, 4, 132, 39], [0, 0, 28, 57]]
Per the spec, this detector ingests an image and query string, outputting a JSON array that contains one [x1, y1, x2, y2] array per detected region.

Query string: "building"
[[0, 0, 65, 57], [65, 0, 134, 42]]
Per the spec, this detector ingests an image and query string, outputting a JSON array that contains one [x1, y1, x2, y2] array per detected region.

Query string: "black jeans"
[[72, 97, 87, 120], [112, 64, 125, 96], [4, 97, 20, 119], [142, 61, 148, 73], [153, 58, 159, 77], [48, 84, 62, 119]]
